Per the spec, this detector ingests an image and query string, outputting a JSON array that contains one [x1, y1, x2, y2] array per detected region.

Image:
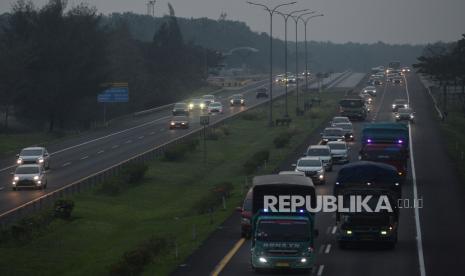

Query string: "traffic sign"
[[200, 115, 210, 126], [97, 87, 129, 103]]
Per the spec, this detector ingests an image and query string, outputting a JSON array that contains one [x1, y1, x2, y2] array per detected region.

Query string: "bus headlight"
[[259, 257, 267, 263]]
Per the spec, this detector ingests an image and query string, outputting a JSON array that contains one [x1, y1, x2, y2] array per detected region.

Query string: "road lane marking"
[[80, 156, 88, 160], [97, 150, 104, 154], [317, 265, 325, 276], [331, 226, 337, 235], [0, 187, 4, 191], [112, 145, 119, 149], [324, 244, 331, 254], [62, 162, 71, 167], [404, 75, 426, 276], [372, 82, 388, 121], [125, 140, 132, 144], [326, 226, 331, 234], [211, 238, 245, 276], [138, 136, 144, 139], [150, 131, 156, 135]]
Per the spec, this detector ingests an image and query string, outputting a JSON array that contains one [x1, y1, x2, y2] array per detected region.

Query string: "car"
[[207, 102, 224, 114], [305, 145, 333, 171], [395, 107, 415, 123], [169, 116, 189, 129], [11, 164, 47, 190], [392, 77, 403, 85], [278, 171, 306, 177], [16, 147, 50, 169], [172, 102, 189, 116], [237, 188, 252, 238], [392, 99, 409, 112], [256, 87, 269, 98], [333, 122, 354, 141], [202, 94, 215, 105], [362, 86, 377, 97], [321, 127, 345, 144], [230, 94, 245, 106], [188, 98, 206, 111], [401, 67, 411, 74], [327, 141, 350, 164], [360, 93, 373, 105], [373, 79, 383, 86], [293, 157, 325, 184], [330, 116, 350, 127]]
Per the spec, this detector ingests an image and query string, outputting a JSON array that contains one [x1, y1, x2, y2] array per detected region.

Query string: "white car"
[[293, 157, 325, 184], [327, 141, 350, 164], [16, 147, 50, 169], [305, 145, 333, 171], [207, 102, 224, 114], [362, 86, 377, 97], [278, 171, 306, 177], [202, 94, 216, 105], [330, 116, 350, 127], [12, 164, 47, 190]]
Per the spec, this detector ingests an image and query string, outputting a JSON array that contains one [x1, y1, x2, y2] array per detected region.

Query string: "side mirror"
[[235, 207, 243, 212], [291, 164, 297, 167], [16, 154, 19, 158], [314, 229, 319, 237], [302, 152, 307, 157]]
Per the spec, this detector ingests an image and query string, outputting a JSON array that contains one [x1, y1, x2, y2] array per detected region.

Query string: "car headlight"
[[14, 176, 19, 181], [38, 157, 44, 163], [300, 258, 307, 263], [346, 230, 352, 235], [200, 103, 205, 108], [259, 257, 267, 263], [392, 104, 396, 108], [380, 230, 388, 235], [17, 158, 22, 164], [241, 217, 251, 224], [241, 99, 244, 103], [395, 114, 400, 118], [33, 175, 39, 180], [170, 122, 175, 125], [188, 103, 194, 109], [410, 114, 414, 119], [404, 104, 408, 108], [230, 100, 234, 104]]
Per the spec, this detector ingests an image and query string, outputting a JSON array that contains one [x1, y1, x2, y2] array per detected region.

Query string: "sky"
[[1, 0, 464, 44]]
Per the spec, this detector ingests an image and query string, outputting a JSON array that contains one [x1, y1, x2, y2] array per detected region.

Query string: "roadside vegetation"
[[0, 89, 343, 276]]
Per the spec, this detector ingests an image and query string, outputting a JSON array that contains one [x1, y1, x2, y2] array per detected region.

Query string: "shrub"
[[273, 132, 293, 148], [242, 112, 260, 121], [121, 163, 148, 184], [54, 199, 75, 219], [163, 139, 198, 161], [109, 237, 167, 276], [243, 150, 270, 175], [98, 179, 122, 196], [193, 182, 234, 214]]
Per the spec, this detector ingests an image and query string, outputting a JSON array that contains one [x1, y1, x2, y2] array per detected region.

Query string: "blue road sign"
[[97, 87, 129, 103]]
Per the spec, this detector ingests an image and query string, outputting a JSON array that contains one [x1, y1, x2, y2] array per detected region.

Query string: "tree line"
[[0, 0, 222, 132], [414, 34, 465, 114]]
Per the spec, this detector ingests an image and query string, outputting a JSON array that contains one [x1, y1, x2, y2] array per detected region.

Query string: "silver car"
[[306, 145, 333, 171], [293, 157, 325, 184], [16, 147, 50, 169], [12, 164, 48, 190], [327, 141, 350, 164]]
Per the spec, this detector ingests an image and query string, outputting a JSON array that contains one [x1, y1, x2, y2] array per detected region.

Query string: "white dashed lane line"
[[80, 156, 88, 160], [62, 162, 71, 167], [97, 150, 104, 154], [138, 136, 144, 139], [317, 265, 325, 276], [324, 244, 332, 254], [331, 226, 337, 235], [125, 140, 132, 144], [150, 131, 156, 135], [111, 145, 119, 149]]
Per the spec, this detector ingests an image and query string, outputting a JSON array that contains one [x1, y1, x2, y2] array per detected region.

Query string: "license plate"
[[276, 262, 289, 267]]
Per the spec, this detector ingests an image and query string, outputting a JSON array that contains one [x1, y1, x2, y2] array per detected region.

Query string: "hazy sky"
[[1, 0, 464, 44]]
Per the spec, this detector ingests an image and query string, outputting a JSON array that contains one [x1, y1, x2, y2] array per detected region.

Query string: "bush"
[[164, 140, 199, 161], [242, 112, 260, 121], [1, 210, 55, 244], [243, 150, 270, 175], [273, 132, 293, 148], [193, 182, 234, 214], [98, 179, 122, 196], [109, 237, 167, 276], [54, 199, 75, 219], [121, 163, 148, 184]]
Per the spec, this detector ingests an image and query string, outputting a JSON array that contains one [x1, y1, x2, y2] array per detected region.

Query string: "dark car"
[[393, 78, 403, 85], [256, 87, 269, 99], [230, 94, 245, 106], [237, 188, 253, 238], [391, 99, 409, 112], [334, 122, 354, 141], [169, 116, 189, 129], [172, 103, 189, 116], [395, 108, 415, 123]]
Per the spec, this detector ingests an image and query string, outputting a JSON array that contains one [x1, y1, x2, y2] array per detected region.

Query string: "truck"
[[338, 98, 368, 120], [250, 175, 317, 272], [359, 143, 409, 179], [361, 123, 409, 150], [334, 161, 401, 249]]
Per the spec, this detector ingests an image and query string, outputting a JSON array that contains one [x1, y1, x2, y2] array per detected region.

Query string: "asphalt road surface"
[[0, 73, 349, 218], [171, 73, 465, 276]]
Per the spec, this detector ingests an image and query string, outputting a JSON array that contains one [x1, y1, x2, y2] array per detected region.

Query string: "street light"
[[300, 14, 324, 105], [290, 11, 315, 115], [276, 9, 309, 118], [247, 1, 297, 126]]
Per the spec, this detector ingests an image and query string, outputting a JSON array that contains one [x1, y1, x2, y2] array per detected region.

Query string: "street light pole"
[[247, 1, 296, 126], [291, 11, 315, 115], [299, 14, 324, 105], [276, 9, 309, 118]]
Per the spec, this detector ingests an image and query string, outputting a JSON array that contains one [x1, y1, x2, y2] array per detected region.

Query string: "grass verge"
[[0, 90, 343, 276], [440, 111, 465, 181]]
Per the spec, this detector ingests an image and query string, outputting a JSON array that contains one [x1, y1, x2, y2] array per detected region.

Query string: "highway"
[[0, 72, 352, 219], [171, 73, 465, 276]]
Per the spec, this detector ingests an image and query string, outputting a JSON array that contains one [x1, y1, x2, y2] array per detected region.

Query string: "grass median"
[[440, 111, 465, 181], [0, 90, 344, 276]]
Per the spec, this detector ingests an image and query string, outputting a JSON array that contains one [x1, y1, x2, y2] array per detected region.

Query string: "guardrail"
[[0, 72, 350, 226]]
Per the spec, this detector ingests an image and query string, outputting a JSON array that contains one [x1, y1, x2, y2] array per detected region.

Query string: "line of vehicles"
[[236, 64, 415, 272]]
